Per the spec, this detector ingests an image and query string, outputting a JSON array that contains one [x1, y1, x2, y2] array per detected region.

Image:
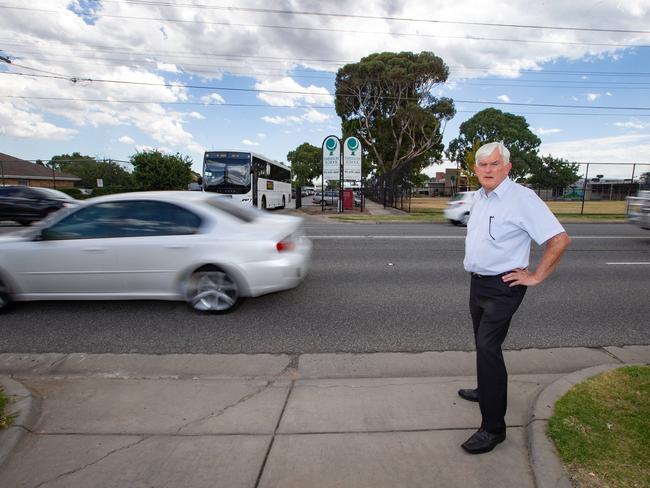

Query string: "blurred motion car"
[[0, 186, 77, 225], [0, 191, 312, 313], [627, 190, 650, 230], [313, 190, 340, 205], [443, 191, 476, 226]]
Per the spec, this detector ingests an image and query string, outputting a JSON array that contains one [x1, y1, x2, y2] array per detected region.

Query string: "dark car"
[[0, 186, 77, 225]]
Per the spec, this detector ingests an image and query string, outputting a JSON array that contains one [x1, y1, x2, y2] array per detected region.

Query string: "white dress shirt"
[[464, 177, 566, 275]]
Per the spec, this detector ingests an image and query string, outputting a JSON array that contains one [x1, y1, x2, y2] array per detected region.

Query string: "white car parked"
[[443, 191, 476, 226], [0, 191, 312, 313]]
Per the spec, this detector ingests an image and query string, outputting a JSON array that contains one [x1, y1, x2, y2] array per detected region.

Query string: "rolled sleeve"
[[519, 193, 566, 245]]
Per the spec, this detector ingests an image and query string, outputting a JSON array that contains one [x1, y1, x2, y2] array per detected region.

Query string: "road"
[[0, 221, 648, 354]]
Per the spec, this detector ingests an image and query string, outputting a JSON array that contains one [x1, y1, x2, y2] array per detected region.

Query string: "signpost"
[[343, 137, 361, 181], [322, 136, 341, 181], [321, 135, 363, 213]]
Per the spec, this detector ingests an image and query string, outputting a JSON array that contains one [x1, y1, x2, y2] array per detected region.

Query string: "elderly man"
[[459, 142, 571, 454]]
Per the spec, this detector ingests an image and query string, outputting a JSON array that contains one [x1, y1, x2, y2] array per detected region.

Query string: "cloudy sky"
[[1, 0, 650, 179]]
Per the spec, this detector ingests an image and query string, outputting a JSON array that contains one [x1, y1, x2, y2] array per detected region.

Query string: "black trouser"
[[469, 273, 527, 434]]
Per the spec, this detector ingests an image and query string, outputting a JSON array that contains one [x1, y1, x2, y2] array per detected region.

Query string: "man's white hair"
[[475, 141, 510, 165]]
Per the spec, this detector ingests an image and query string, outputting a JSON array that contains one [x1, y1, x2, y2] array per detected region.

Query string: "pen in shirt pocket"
[[489, 216, 495, 240]]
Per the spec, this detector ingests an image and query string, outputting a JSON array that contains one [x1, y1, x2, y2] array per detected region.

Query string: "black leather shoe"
[[461, 429, 506, 454], [458, 388, 479, 402]]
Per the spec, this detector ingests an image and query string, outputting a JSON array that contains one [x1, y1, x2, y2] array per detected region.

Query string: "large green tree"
[[286, 143, 321, 187], [447, 108, 541, 180], [49, 152, 133, 188], [335, 52, 455, 186], [130, 150, 193, 190], [528, 155, 581, 193]]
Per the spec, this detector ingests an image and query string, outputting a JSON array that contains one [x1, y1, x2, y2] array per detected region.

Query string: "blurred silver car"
[[443, 191, 476, 226], [0, 191, 311, 313]]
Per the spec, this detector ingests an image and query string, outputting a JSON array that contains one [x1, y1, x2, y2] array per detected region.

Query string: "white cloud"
[[188, 111, 205, 120], [135, 145, 174, 153], [586, 93, 601, 102], [242, 139, 260, 146], [118, 135, 135, 144], [257, 133, 267, 139], [201, 93, 225, 105], [0, 102, 77, 140], [156, 62, 180, 73], [261, 115, 303, 125], [497, 95, 511, 103], [255, 77, 333, 107], [535, 127, 562, 135], [614, 120, 649, 130], [261, 109, 331, 125], [541, 134, 650, 172]]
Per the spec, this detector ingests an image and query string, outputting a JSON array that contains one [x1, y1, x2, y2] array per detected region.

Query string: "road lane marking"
[[308, 235, 650, 239], [606, 262, 650, 265]]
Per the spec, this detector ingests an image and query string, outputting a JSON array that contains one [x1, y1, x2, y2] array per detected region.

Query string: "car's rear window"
[[205, 197, 261, 222]]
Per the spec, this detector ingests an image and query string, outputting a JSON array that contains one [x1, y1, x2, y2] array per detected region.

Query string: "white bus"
[[202, 151, 291, 209]]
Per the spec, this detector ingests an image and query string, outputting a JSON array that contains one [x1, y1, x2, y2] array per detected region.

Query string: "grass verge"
[[0, 387, 13, 430], [547, 365, 650, 488]]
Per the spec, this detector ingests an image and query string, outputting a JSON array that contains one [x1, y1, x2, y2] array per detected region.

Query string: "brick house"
[[0, 152, 80, 188]]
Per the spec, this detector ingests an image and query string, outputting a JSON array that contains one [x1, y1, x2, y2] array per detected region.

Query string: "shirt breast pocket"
[[486, 215, 505, 242]]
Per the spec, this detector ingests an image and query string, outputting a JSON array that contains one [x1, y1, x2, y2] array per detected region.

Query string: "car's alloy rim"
[[188, 271, 239, 311]]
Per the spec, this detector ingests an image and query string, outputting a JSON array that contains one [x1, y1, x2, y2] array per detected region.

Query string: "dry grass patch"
[[547, 366, 650, 488]]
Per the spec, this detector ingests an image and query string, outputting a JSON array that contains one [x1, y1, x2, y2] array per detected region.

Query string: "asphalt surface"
[[0, 222, 648, 354]]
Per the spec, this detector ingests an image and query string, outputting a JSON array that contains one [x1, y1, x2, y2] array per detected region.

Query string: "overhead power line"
[[5, 92, 650, 112], [2, 5, 650, 49], [90, 0, 650, 35]]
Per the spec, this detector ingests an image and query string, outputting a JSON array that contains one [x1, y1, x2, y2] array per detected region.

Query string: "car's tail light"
[[276, 236, 296, 252]]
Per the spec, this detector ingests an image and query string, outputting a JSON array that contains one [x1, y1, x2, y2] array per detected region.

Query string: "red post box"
[[342, 189, 354, 209]]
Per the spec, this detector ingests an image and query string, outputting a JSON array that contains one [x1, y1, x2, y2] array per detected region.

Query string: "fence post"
[[580, 163, 590, 215]]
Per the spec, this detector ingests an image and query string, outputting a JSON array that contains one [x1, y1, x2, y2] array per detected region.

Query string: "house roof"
[[0, 153, 81, 181]]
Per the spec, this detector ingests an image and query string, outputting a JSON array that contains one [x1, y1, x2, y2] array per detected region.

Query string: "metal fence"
[[369, 162, 650, 215]]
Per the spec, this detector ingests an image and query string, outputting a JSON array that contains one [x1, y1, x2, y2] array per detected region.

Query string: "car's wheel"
[[460, 212, 470, 226], [261, 196, 267, 209], [0, 277, 11, 312], [185, 267, 240, 313], [450, 219, 460, 226]]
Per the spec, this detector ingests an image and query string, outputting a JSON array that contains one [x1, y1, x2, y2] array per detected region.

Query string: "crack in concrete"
[[599, 347, 626, 364], [32, 436, 150, 488], [175, 381, 273, 434]]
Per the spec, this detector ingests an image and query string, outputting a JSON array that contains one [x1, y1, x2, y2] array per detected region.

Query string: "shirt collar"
[[479, 177, 512, 199]]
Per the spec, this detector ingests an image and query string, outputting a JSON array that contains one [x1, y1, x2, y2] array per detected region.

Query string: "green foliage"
[[335, 51, 455, 182], [130, 150, 193, 190], [287, 142, 322, 187], [49, 152, 133, 188], [528, 155, 581, 191], [547, 366, 650, 488], [447, 108, 541, 180]]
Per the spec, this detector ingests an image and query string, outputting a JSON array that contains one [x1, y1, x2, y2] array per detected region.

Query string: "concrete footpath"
[[0, 345, 648, 488]]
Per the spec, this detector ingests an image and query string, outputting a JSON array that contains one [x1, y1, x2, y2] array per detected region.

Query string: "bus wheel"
[[261, 196, 267, 209]]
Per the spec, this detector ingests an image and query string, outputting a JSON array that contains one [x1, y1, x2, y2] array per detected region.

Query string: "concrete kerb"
[[0, 375, 40, 469], [526, 363, 630, 488]]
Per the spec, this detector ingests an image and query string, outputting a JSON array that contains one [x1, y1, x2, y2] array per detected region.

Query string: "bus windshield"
[[203, 154, 251, 191]]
